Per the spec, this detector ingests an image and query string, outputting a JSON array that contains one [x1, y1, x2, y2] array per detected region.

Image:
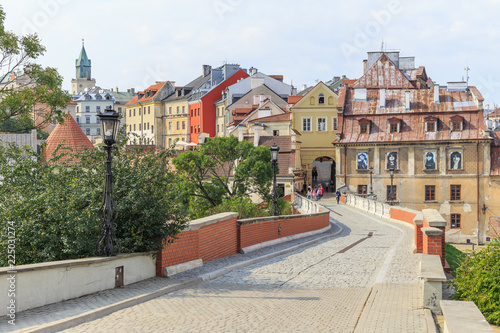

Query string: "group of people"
[[307, 185, 324, 201]]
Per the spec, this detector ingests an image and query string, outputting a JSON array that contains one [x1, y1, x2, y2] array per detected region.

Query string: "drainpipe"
[[476, 136, 480, 245]]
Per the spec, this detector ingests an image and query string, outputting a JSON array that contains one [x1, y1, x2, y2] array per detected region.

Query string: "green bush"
[[207, 196, 269, 219], [445, 243, 467, 276], [451, 241, 500, 325], [0, 139, 188, 266]]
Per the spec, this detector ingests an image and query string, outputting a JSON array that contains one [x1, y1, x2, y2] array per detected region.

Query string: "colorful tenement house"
[[289, 81, 340, 190], [188, 64, 249, 144], [125, 81, 174, 146], [334, 51, 490, 244]]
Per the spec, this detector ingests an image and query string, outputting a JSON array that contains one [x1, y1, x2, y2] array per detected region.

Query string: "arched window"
[[318, 94, 325, 104]]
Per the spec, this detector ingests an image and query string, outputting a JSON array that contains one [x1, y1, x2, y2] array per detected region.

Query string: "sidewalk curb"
[[17, 218, 344, 333]]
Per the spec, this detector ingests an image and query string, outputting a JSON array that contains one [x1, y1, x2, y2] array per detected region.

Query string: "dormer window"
[[318, 93, 325, 104], [358, 118, 371, 134], [425, 116, 438, 132], [450, 115, 464, 131], [388, 117, 401, 133]]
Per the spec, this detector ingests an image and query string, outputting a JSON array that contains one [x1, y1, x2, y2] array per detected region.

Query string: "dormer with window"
[[450, 115, 464, 131], [425, 116, 438, 132], [358, 118, 371, 134], [95, 93, 102, 100], [388, 117, 402, 133]]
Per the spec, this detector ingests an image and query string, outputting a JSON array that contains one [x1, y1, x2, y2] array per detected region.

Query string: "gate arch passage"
[[310, 156, 335, 192]]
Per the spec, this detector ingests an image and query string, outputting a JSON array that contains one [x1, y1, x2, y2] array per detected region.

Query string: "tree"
[[0, 135, 188, 266], [172, 136, 274, 218], [0, 5, 70, 133]]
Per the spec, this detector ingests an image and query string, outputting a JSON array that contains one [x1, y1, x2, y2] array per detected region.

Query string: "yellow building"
[[161, 87, 190, 148], [125, 82, 173, 146], [290, 81, 339, 189]]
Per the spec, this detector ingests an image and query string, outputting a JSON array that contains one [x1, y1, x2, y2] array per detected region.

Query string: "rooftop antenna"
[[464, 63, 470, 87], [381, 39, 384, 52], [82, 38, 84, 46]]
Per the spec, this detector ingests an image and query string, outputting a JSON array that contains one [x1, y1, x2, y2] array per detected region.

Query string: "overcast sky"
[[3, 0, 500, 107]]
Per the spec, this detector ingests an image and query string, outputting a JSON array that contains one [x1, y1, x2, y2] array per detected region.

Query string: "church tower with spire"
[[71, 40, 96, 94]]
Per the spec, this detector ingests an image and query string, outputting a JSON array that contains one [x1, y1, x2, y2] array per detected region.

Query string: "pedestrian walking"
[[335, 189, 341, 204], [318, 185, 324, 200], [312, 166, 318, 182]]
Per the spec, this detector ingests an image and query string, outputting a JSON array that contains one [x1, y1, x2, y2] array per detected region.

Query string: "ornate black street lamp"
[[96, 106, 121, 256], [270, 144, 280, 216], [389, 167, 395, 205], [369, 166, 374, 195]]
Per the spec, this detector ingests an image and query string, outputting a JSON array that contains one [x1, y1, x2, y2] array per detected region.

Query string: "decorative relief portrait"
[[450, 151, 462, 170], [424, 152, 436, 170], [387, 152, 397, 170], [357, 152, 368, 170]]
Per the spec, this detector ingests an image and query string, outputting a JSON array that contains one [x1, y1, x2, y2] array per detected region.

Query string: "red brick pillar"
[[422, 227, 444, 266]]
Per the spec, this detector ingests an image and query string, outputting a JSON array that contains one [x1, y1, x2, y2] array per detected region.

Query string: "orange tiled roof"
[[288, 95, 303, 104], [44, 112, 94, 162], [125, 82, 165, 106]]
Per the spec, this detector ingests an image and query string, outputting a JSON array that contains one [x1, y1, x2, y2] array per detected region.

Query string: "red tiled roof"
[[44, 112, 94, 162], [125, 82, 165, 106], [248, 113, 290, 123], [489, 108, 500, 117], [288, 95, 303, 104], [353, 54, 415, 89]]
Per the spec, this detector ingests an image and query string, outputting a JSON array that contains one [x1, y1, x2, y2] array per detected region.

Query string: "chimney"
[[301, 84, 307, 92], [292, 87, 297, 95], [434, 84, 440, 103], [203, 65, 211, 77], [379, 89, 386, 108], [333, 76, 340, 82], [405, 90, 410, 110], [116, 87, 119, 92], [253, 124, 260, 146], [130, 88, 135, 94], [251, 77, 265, 89], [363, 60, 367, 74]]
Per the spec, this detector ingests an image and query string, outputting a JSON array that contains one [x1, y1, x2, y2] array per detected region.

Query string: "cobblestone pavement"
[[54, 199, 428, 333]]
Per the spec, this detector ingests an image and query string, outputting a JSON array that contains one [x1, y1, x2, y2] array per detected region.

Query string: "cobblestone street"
[[59, 199, 427, 333]]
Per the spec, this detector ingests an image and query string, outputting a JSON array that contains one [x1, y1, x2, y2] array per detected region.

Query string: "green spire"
[[75, 39, 92, 79]]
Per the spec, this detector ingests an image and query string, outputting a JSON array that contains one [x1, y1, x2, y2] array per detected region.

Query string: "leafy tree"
[[0, 136, 188, 266], [0, 5, 70, 133], [172, 136, 274, 218], [451, 241, 500, 325]]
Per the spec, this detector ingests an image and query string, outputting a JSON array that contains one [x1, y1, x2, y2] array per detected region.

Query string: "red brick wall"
[[390, 209, 417, 225], [156, 213, 330, 276], [423, 233, 443, 259], [415, 225, 423, 253], [198, 216, 238, 262], [239, 214, 329, 249]]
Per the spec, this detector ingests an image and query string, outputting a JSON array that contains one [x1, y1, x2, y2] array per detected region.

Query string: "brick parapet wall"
[[156, 211, 330, 276]]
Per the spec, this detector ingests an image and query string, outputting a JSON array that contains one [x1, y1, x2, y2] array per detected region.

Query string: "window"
[[198, 108, 200, 116], [86, 117, 90, 124], [191, 126, 193, 133], [133, 109, 136, 116], [390, 123, 398, 133], [318, 118, 326, 131], [169, 107, 172, 115], [190, 109, 193, 117], [333, 118, 338, 131], [76, 117, 80, 124], [450, 151, 462, 170], [169, 122, 172, 130], [151, 125, 154, 134], [139, 108, 141, 116], [139, 124, 142, 131], [387, 185, 397, 201], [360, 124, 368, 134], [85, 106, 90, 113], [451, 185, 461, 201], [198, 125, 200, 132], [86, 128, 90, 135], [451, 214, 461, 228], [425, 185, 435, 201], [129, 110, 131, 117], [424, 152, 437, 170], [169, 138, 172, 145], [129, 125, 131, 131], [177, 121, 180, 130], [96, 128, 101, 135], [182, 106, 185, 113], [302, 118, 311, 131], [358, 185, 367, 194], [147, 122, 150, 130], [76, 106, 79, 113], [96, 117, 100, 124], [96, 106, 101, 113], [452, 122, 461, 131], [217, 124, 220, 133], [148, 106, 150, 114], [182, 121, 185, 130], [118, 107, 122, 113], [273, 130, 279, 136], [134, 124, 136, 131], [177, 106, 180, 114], [318, 93, 325, 104], [426, 122, 435, 132]]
